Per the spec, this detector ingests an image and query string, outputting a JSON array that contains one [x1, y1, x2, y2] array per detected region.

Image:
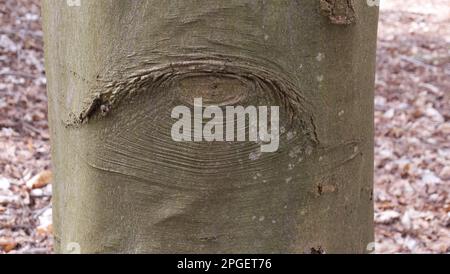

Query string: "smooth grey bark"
[[42, 0, 378, 254]]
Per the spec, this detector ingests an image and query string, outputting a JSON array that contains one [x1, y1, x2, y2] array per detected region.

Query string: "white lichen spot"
[[317, 75, 324, 82], [300, 209, 307, 216], [259, 216, 265, 222], [288, 163, 294, 170], [305, 146, 313, 155], [272, 220, 277, 224], [66, 0, 81, 7], [285, 177, 292, 183], [286, 131, 296, 141], [252, 216, 257, 220], [316, 52, 325, 62], [338, 110, 345, 116], [284, 205, 288, 209], [280, 126, 286, 134], [354, 146, 359, 153], [319, 156, 323, 162], [249, 150, 262, 161], [298, 157, 304, 163], [298, 64, 303, 70], [288, 150, 296, 158], [288, 146, 302, 159], [264, 34, 269, 41]]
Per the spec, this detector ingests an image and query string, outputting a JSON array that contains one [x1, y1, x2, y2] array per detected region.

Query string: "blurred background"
[[0, 0, 449, 254]]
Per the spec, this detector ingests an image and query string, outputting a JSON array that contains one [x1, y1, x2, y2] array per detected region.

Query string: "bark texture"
[[42, 0, 379, 253]]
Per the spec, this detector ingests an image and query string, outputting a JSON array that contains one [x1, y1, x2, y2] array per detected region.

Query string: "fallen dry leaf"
[[26, 170, 52, 189], [0, 238, 17, 253]]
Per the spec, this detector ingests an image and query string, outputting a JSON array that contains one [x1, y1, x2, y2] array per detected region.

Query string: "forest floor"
[[0, 0, 449, 254]]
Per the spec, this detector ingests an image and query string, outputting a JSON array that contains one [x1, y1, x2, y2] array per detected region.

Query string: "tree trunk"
[[42, 0, 378, 254]]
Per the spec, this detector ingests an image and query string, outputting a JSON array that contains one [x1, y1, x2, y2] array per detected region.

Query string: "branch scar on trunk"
[[319, 0, 356, 25]]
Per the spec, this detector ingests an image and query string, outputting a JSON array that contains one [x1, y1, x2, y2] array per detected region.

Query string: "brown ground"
[[0, 0, 449, 254]]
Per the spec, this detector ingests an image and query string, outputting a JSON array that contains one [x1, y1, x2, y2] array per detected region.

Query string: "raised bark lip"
[[64, 56, 319, 145]]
